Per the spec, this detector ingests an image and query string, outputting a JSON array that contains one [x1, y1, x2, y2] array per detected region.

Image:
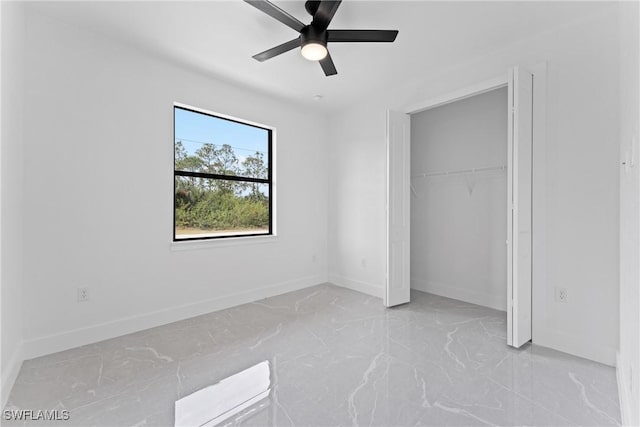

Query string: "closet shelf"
[[412, 165, 506, 179]]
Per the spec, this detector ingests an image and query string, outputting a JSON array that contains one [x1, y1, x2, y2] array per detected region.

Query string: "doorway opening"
[[409, 86, 508, 313], [385, 68, 535, 348]]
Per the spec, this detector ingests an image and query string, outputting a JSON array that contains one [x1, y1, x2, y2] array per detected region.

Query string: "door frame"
[[387, 64, 547, 345], [402, 75, 508, 115]]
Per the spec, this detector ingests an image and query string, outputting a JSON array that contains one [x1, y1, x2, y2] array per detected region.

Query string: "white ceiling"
[[30, 1, 611, 111]]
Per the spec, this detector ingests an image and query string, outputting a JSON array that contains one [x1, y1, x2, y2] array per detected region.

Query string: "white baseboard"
[[23, 275, 324, 360], [411, 278, 506, 312], [533, 329, 616, 367], [617, 352, 632, 426], [328, 274, 384, 299], [1, 342, 24, 409]]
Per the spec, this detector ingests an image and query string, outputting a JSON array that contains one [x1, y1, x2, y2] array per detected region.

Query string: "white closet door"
[[507, 67, 533, 347], [385, 110, 411, 307]]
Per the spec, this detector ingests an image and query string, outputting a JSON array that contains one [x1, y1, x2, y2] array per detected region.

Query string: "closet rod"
[[412, 165, 506, 179]]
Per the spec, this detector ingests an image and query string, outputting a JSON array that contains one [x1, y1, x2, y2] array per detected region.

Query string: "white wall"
[[328, 8, 620, 366], [1, 0, 25, 408], [617, 1, 640, 424], [19, 10, 329, 359], [410, 88, 507, 311], [327, 102, 387, 298]]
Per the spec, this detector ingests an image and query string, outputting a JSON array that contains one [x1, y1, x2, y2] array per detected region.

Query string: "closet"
[[409, 87, 508, 312]]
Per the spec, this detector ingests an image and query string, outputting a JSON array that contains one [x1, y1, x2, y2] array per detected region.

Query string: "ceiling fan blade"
[[319, 52, 337, 76], [328, 29, 399, 43], [244, 0, 305, 32], [312, 1, 342, 30], [252, 38, 301, 62]]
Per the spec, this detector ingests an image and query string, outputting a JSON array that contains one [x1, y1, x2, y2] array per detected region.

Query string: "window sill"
[[170, 234, 278, 251]]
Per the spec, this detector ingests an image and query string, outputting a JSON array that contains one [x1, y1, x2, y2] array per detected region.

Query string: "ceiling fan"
[[244, 0, 399, 76]]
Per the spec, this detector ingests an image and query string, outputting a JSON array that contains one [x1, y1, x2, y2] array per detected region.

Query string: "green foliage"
[[174, 140, 269, 232]]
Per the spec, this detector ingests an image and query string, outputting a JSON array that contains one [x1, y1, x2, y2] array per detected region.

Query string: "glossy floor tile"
[[4, 284, 620, 426]]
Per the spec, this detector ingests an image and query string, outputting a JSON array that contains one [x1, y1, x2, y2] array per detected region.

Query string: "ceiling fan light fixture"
[[301, 42, 328, 61]]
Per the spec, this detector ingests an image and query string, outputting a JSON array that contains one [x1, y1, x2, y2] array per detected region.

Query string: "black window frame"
[[173, 104, 273, 242]]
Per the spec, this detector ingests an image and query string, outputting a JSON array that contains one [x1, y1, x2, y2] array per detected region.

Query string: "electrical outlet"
[[77, 287, 90, 302], [555, 287, 568, 303]]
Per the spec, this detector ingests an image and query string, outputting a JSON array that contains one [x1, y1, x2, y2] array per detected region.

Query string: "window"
[[173, 105, 273, 241]]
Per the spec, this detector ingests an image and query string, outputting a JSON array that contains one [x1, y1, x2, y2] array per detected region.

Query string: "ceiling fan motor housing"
[[301, 25, 328, 48]]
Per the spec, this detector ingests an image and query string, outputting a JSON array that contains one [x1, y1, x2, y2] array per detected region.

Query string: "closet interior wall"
[[410, 87, 508, 311]]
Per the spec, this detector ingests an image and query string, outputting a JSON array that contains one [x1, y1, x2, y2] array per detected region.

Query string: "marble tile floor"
[[4, 284, 620, 427]]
